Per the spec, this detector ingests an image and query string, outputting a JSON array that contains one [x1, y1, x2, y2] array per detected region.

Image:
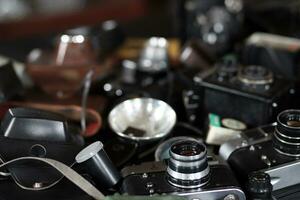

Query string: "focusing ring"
[[238, 65, 274, 85]]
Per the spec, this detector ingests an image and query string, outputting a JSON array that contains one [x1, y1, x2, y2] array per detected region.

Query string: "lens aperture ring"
[[168, 158, 209, 174], [274, 127, 300, 145], [167, 167, 210, 189], [167, 166, 210, 181]]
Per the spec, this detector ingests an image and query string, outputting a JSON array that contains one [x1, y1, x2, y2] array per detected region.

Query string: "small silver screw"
[[224, 194, 237, 200], [261, 155, 271, 167], [190, 115, 196, 121], [249, 145, 255, 151], [193, 76, 202, 83], [115, 89, 123, 96], [33, 182, 43, 189], [149, 188, 155, 194], [142, 173, 148, 178], [241, 140, 248, 147], [265, 85, 270, 90], [146, 182, 154, 188]]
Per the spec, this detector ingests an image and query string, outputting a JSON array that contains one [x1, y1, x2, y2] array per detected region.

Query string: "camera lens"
[[273, 110, 300, 157], [238, 65, 273, 85], [167, 140, 210, 189]]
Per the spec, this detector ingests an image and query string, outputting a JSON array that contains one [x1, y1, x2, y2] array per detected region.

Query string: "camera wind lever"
[[0, 157, 105, 200]]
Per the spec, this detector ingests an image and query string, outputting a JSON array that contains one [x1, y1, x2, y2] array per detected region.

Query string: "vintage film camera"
[[100, 37, 171, 102], [219, 109, 300, 199], [76, 139, 246, 200], [192, 57, 294, 128]]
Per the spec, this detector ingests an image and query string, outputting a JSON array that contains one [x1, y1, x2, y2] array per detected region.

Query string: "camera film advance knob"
[[247, 172, 273, 200]]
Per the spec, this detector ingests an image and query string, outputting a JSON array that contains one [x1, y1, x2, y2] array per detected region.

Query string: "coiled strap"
[[0, 157, 104, 200]]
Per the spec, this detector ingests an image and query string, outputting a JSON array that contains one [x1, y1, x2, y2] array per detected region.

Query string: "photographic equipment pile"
[[1, 0, 300, 199]]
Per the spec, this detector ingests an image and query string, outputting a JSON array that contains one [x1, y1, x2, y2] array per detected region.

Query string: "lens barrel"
[[273, 110, 300, 157], [238, 65, 273, 85], [167, 140, 210, 189]]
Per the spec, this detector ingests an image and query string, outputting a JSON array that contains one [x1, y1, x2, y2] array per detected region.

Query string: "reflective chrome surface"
[[155, 136, 199, 161], [237, 65, 274, 85], [108, 98, 176, 142], [138, 37, 169, 73]]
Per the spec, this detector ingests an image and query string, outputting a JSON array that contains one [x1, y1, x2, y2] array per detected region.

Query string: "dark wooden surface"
[[0, 0, 148, 40]]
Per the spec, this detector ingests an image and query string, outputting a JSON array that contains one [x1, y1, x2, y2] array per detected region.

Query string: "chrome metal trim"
[[175, 187, 246, 200], [169, 157, 207, 168], [170, 148, 207, 161], [274, 148, 300, 157], [274, 132, 300, 145], [263, 160, 300, 190], [167, 166, 210, 180], [237, 66, 274, 85], [275, 127, 300, 140]]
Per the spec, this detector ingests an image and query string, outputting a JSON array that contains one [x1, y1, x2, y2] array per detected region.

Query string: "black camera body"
[[120, 161, 245, 199], [77, 140, 245, 199], [193, 63, 294, 127], [120, 141, 245, 200], [219, 110, 300, 199]]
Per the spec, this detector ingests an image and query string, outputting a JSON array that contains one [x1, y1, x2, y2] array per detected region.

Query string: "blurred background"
[[0, 0, 300, 60]]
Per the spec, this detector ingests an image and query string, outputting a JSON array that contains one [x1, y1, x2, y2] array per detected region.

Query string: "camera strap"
[[0, 156, 105, 200]]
